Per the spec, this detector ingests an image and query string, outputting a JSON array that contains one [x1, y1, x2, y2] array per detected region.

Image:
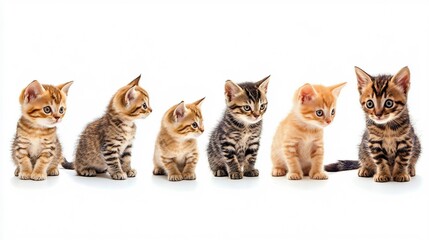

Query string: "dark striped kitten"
[[62, 75, 152, 180], [325, 67, 421, 182], [207, 76, 270, 179]]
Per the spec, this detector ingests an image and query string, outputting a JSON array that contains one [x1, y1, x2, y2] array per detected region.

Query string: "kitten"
[[152, 98, 205, 181], [325, 67, 421, 182], [62, 75, 152, 180], [271, 82, 346, 180], [207, 76, 270, 179], [12, 80, 73, 180]]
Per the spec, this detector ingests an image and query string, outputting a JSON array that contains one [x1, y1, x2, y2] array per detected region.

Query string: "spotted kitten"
[[325, 67, 421, 182], [62, 75, 152, 180], [12, 80, 73, 180], [207, 76, 270, 179], [153, 98, 205, 181]]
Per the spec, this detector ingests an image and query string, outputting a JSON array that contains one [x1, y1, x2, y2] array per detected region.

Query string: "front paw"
[[374, 172, 391, 182], [310, 171, 328, 180], [272, 167, 287, 177], [183, 172, 196, 180], [393, 172, 411, 182], [287, 172, 303, 180], [168, 174, 183, 181], [31, 172, 47, 181], [229, 171, 243, 180], [126, 169, 137, 178], [358, 167, 375, 177], [47, 168, 59, 176], [111, 171, 127, 180], [244, 169, 259, 177], [18, 170, 32, 180]]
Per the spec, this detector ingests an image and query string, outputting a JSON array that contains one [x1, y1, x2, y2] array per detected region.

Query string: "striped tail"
[[324, 160, 360, 172], [61, 157, 75, 170]]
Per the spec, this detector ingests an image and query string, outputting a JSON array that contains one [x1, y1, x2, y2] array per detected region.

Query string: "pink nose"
[[326, 119, 331, 124]]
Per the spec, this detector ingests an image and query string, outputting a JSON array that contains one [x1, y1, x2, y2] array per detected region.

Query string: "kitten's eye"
[[43, 106, 52, 114], [384, 99, 394, 108], [142, 103, 148, 109], [260, 104, 267, 111], [59, 106, 65, 114], [331, 109, 335, 115], [243, 105, 251, 111], [315, 110, 324, 117], [366, 100, 374, 109], [191, 122, 198, 129]]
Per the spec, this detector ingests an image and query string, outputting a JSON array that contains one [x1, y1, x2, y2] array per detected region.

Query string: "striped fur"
[[12, 80, 73, 180], [152, 98, 205, 181], [207, 76, 270, 179], [62, 75, 152, 180]]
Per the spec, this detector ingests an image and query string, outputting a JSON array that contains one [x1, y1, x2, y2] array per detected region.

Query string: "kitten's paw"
[[358, 167, 375, 177], [183, 172, 196, 180], [168, 174, 183, 181], [111, 172, 127, 180], [127, 169, 137, 178], [374, 173, 391, 183], [393, 173, 411, 182], [287, 172, 303, 180], [18, 171, 32, 180], [244, 169, 259, 177], [31, 172, 47, 181], [47, 168, 59, 176], [14, 167, 20, 176], [409, 166, 416, 177], [310, 171, 328, 180], [213, 169, 228, 177], [272, 167, 287, 177], [78, 168, 97, 177], [153, 167, 165, 175], [229, 171, 243, 180]]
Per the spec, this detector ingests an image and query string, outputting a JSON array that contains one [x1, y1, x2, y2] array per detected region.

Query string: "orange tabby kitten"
[[271, 82, 346, 180], [12, 80, 73, 180], [153, 98, 205, 181]]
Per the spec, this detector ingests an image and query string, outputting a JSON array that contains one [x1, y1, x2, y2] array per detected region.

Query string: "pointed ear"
[[128, 75, 141, 86], [124, 86, 137, 107], [57, 81, 73, 95], [392, 66, 410, 94], [173, 101, 186, 122], [225, 80, 243, 102], [192, 97, 205, 108], [330, 82, 347, 98], [22, 80, 45, 104], [355, 66, 372, 94], [298, 83, 317, 104], [257, 75, 270, 94]]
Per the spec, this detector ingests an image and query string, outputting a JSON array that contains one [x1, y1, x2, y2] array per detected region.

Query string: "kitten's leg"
[[408, 137, 420, 177], [392, 137, 412, 182], [221, 143, 242, 179], [358, 141, 376, 177], [182, 151, 198, 180], [13, 152, 32, 180], [120, 144, 137, 178], [243, 146, 259, 177], [271, 150, 287, 177], [368, 139, 391, 182], [102, 143, 127, 180], [161, 156, 183, 181], [47, 141, 62, 176], [284, 141, 303, 180], [309, 139, 328, 180], [31, 144, 56, 181]]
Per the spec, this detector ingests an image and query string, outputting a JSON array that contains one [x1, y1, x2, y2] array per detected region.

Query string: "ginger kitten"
[[271, 82, 346, 180], [62, 75, 152, 180], [12, 80, 73, 180], [153, 98, 205, 181]]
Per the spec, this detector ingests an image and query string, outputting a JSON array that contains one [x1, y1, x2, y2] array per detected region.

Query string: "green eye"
[[243, 105, 251, 111], [384, 99, 393, 108], [366, 100, 374, 109], [43, 106, 52, 114], [315, 110, 324, 117]]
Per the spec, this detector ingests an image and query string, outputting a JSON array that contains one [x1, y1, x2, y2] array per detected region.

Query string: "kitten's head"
[[164, 98, 205, 139], [110, 75, 152, 121], [355, 66, 410, 124], [224, 75, 270, 124], [294, 82, 346, 128], [19, 80, 73, 128]]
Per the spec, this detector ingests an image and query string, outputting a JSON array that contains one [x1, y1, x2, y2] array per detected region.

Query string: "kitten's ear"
[[128, 75, 141, 86], [22, 80, 45, 104], [57, 81, 73, 95], [192, 97, 205, 108], [225, 80, 243, 102], [257, 75, 270, 94], [124, 86, 137, 107], [392, 66, 410, 93], [330, 82, 347, 98], [355, 66, 372, 94], [173, 101, 186, 122], [298, 83, 317, 104]]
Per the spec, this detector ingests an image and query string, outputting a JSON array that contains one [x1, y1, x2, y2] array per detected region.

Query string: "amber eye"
[[331, 109, 335, 115], [142, 102, 148, 109], [260, 103, 267, 111], [191, 122, 198, 128], [59, 106, 65, 114], [366, 100, 374, 109], [243, 105, 251, 111], [315, 110, 324, 117], [43, 106, 52, 114], [384, 99, 394, 108]]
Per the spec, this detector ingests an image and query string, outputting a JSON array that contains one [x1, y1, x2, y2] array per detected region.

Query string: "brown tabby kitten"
[[326, 67, 421, 182], [271, 82, 346, 180], [153, 98, 205, 181], [12, 80, 73, 180], [62, 75, 152, 180]]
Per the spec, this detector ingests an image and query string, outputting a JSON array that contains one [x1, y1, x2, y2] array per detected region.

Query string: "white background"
[[1, 1, 428, 240]]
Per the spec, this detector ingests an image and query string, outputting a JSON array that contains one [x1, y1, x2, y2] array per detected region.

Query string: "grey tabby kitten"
[[207, 76, 270, 179], [62, 76, 152, 180]]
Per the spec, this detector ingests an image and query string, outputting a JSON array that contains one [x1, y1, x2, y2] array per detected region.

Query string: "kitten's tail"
[[324, 160, 360, 172], [61, 157, 75, 170]]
